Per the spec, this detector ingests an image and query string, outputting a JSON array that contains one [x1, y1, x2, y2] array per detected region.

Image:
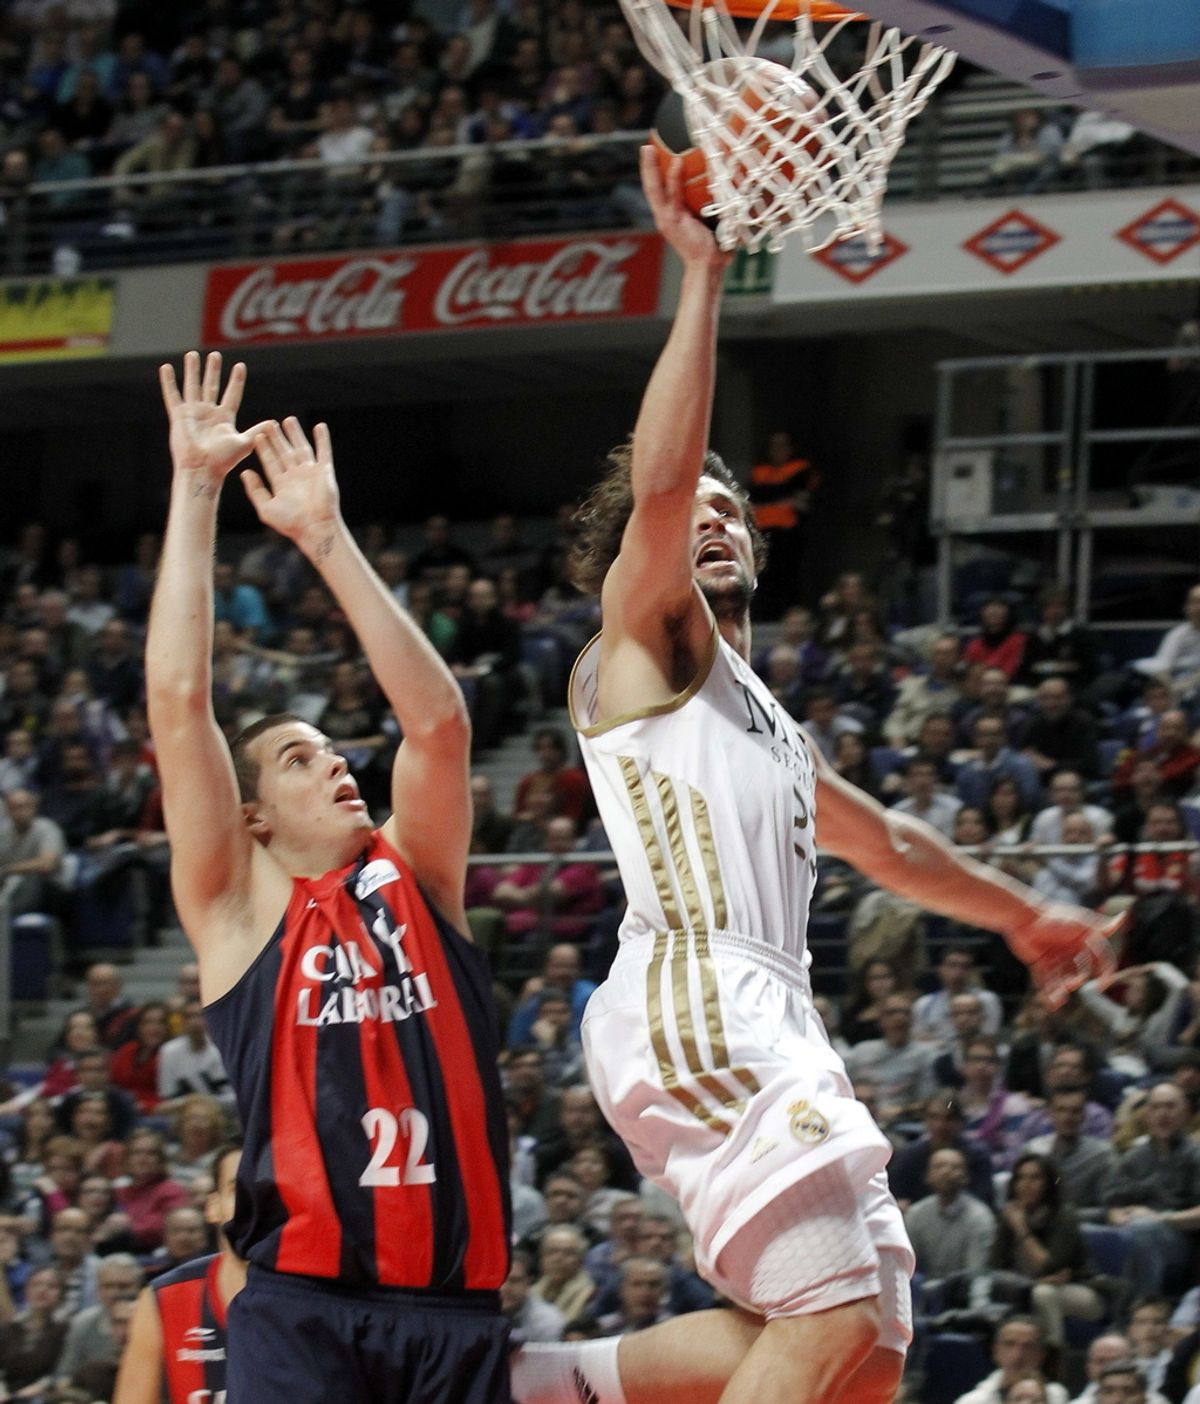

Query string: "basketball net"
[[622, 0, 956, 253]]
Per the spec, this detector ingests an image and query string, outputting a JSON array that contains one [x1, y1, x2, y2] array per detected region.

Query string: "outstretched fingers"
[[281, 415, 313, 457], [253, 421, 288, 485], [158, 363, 182, 416], [314, 421, 333, 467], [182, 349, 201, 403], [201, 351, 222, 403], [218, 360, 247, 414]]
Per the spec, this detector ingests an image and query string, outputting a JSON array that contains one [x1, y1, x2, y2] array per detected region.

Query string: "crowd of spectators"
[[3, 496, 1200, 1401], [0, 0, 666, 260]]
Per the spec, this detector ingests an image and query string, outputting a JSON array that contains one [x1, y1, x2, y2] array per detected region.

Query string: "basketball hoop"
[[623, 0, 957, 253]]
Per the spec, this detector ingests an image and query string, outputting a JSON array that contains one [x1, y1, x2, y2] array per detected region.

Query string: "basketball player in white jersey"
[[511, 148, 1117, 1404]]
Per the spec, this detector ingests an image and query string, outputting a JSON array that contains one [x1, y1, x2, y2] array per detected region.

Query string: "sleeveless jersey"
[[151, 1253, 226, 1404], [569, 629, 818, 967], [204, 831, 510, 1292]]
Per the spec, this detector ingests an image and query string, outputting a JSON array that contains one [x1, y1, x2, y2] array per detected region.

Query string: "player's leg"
[[705, 1159, 898, 1404], [829, 1345, 905, 1404], [713, 1297, 880, 1404], [512, 1309, 763, 1404]]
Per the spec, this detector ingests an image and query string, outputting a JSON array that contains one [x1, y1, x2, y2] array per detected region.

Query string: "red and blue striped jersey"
[[151, 1253, 226, 1404], [204, 832, 511, 1290]]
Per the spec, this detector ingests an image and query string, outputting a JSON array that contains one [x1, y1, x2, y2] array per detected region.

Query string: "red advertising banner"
[[201, 234, 664, 346]]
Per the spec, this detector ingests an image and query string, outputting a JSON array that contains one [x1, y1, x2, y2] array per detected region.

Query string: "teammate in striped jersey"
[[513, 149, 1119, 1404], [147, 358, 510, 1404], [114, 1143, 243, 1404]]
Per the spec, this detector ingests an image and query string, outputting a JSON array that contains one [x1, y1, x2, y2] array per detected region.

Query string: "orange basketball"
[[651, 59, 819, 221]]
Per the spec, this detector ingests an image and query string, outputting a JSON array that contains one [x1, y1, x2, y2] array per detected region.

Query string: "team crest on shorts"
[[787, 1099, 830, 1145]]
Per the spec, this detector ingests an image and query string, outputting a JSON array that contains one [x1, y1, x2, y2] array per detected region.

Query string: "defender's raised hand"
[[159, 351, 270, 483], [242, 417, 340, 555]]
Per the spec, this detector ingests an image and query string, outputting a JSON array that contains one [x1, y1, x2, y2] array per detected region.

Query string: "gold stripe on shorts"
[[646, 932, 735, 1136]]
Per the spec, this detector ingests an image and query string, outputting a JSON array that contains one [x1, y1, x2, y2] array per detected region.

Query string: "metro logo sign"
[[812, 231, 908, 284], [963, 210, 1061, 275], [1116, 199, 1200, 266], [201, 235, 663, 346]]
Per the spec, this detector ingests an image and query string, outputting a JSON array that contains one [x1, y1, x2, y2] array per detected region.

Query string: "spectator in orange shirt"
[[514, 727, 592, 824], [748, 429, 819, 619]]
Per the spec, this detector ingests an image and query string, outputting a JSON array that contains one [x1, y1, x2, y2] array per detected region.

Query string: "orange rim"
[[664, 0, 865, 19]]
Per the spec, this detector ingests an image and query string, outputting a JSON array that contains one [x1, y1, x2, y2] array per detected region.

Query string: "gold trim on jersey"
[[619, 756, 681, 931], [568, 625, 719, 738], [622, 759, 761, 1133]]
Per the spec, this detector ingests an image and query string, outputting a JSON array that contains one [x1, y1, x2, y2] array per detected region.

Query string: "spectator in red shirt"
[[108, 1001, 170, 1115], [493, 816, 604, 941], [963, 598, 1027, 680], [1112, 709, 1200, 799], [114, 1130, 189, 1253], [514, 727, 592, 824]]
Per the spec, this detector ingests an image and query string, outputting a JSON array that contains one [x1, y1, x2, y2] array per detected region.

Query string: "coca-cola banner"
[[201, 234, 663, 346]]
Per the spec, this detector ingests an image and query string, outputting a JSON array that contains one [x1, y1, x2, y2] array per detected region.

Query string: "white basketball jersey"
[[569, 627, 818, 969]]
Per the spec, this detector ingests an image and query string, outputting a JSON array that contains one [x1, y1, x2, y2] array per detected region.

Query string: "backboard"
[[862, 0, 1200, 155]]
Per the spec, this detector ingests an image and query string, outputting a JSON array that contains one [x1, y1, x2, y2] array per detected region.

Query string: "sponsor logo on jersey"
[[296, 974, 438, 1027], [296, 906, 438, 1027], [176, 1346, 226, 1363], [787, 1099, 830, 1145], [355, 858, 400, 900], [183, 1326, 216, 1343]]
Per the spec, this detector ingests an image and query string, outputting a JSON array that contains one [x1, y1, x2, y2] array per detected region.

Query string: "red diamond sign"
[[963, 209, 1061, 275], [813, 231, 908, 284], [1116, 199, 1200, 266]]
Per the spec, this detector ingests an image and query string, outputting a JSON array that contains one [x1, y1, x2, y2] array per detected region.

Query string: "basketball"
[[650, 58, 819, 221]]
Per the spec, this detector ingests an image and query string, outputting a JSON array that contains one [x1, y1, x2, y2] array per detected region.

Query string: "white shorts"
[[582, 930, 914, 1346]]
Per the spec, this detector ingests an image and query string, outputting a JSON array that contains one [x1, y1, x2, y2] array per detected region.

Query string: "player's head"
[[231, 713, 371, 858], [569, 440, 766, 609]]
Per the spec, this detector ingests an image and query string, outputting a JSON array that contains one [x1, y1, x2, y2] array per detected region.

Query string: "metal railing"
[[4, 112, 1198, 276], [0, 134, 648, 277]]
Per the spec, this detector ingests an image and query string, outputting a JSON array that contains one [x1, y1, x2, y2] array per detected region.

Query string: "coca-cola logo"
[[218, 257, 416, 341], [202, 236, 663, 345], [433, 242, 638, 325]]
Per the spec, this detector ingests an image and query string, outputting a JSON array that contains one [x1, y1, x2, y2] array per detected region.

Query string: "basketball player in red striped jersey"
[[146, 356, 511, 1404], [115, 1143, 243, 1404]]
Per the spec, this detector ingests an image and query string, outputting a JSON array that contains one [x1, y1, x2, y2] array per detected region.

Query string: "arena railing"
[[4, 116, 1199, 277]]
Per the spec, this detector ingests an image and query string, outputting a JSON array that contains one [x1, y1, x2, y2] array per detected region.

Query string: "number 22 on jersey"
[[359, 1107, 437, 1186]]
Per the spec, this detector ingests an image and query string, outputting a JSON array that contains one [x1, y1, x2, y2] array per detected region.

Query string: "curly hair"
[[568, 438, 767, 597]]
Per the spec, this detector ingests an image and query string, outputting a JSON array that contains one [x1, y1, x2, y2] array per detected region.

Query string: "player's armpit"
[[113, 1288, 163, 1404]]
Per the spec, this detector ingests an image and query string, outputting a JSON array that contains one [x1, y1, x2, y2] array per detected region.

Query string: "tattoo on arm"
[[191, 482, 218, 500], [312, 535, 334, 560]]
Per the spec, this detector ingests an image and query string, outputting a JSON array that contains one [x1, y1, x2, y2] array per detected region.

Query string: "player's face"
[[248, 722, 371, 848], [691, 478, 756, 601]]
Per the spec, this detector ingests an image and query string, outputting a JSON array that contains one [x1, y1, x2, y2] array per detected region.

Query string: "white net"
[[623, 0, 957, 253]]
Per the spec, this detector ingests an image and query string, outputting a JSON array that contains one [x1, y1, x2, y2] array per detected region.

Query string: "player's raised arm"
[[146, 352, 269, 946], [242, 420, 471, 929], [603, 147, 731, 642], [813, 751, 1120, 1005]]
